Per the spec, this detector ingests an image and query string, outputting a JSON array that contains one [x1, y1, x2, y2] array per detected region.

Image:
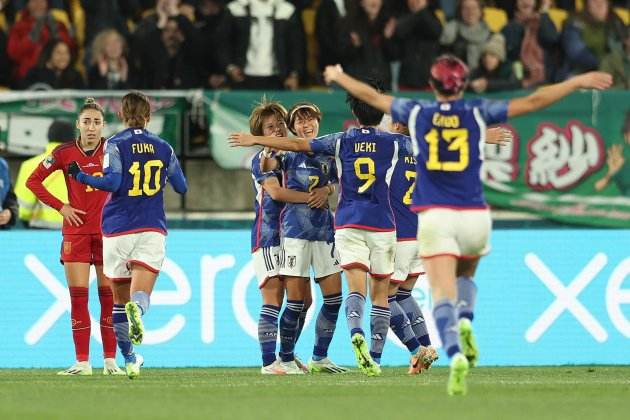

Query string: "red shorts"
[[60, 234, 103, 265]]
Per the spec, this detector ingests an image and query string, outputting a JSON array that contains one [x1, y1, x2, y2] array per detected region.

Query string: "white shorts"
[[103, 231, 166, 281], [417, 208, 491, 258], [279, 238, 341, 279], [252, 246, 281, 288], [392, 240, 424, 283], [334, 228, 396, 278]]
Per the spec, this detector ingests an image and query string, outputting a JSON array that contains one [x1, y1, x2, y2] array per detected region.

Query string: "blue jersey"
[[389, 136, 417, 240], [279, 151, 337, 242], [391, 98, 508, 210], [310, 127, 399, 232], [251, 152, 283, 252], [101, 128, 185, 236]]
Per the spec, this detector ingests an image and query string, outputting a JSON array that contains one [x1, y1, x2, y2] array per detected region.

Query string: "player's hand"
[[67, 161, 81, 179], [574, 72, 613, 90], [59, 204, 86, 227], [0, 209, 11, 226], [308, 186, 329, 208], [228, 132, 256, 147], [607, 144, 625, 176], [485, 127, 513, 146], [383, 18, 396, 39], [323, 64, 343, 85]]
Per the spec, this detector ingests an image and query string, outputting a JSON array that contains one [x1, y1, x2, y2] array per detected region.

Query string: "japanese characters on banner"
[[207, 90, 630, 227]]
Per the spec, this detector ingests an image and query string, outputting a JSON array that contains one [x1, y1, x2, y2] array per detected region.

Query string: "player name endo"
[[131, 143, 156, 154], [432, 113, 460, 128]]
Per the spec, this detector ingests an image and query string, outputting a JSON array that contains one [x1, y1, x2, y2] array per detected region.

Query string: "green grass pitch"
[[1, 366, 630, 419]]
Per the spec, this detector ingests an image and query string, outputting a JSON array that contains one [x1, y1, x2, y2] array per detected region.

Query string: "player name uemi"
[[354, 142, 376, 153], [432, 113, 460, 128], [131, 143, 156, 154]]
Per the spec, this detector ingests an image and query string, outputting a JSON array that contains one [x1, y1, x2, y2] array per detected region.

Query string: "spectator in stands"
[[502, 0, 560, 87], [600, 31, 629, 89], [439, 0, 491, 71], [131, 0, 202, 88], [15, 119, 75, 229], [87, 29, 129, 89], [7, 0, 74, 84], [469, 33, 521, 92], [22, 39, 85, 89], [560, 0, 627, 79], [0, 157, 18, 230], [315, 0, 344, 75], [217, 0, 304, 90], [80, 1, 141, 53], [394, 0, 442, 90], [0, 29, 9, 89], [337, 0, 397, 90], [195, 0, 228, 89], [595, 110, 630, 195]]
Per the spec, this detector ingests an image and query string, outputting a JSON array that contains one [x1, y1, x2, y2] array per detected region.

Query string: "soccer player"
[[263, 102, 346, 374], [246, 99, 331, 375], [70, 91, 188, 379], [230, 82, 403, 377], [26, 98, 123, 375], [323, 57, 612, 394]]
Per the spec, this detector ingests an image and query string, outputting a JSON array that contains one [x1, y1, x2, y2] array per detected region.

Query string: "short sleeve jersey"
[[250, 151, 284, 251], [101, 128, 184, 236], [278, 151, 337, 242], [310, 127, 400, 231], [391, 97, 508, 210], [389, 136, 418, 240]]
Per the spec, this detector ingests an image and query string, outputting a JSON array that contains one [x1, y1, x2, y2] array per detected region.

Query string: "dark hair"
[[47, 119, 75, 143], [121, 91, 151, 128], [79, 97, 105, 118], [37, 38, 74, 70], [346, 78, 384, 127]]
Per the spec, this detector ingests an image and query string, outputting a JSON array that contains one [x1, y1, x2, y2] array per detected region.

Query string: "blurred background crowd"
[[0, 0, 627, 94]]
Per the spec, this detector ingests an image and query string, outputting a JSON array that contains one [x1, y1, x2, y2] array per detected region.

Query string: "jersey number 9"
[[354, 157, 376, 193], [128, 160, 164, 197], [424, 128, 469, 171]]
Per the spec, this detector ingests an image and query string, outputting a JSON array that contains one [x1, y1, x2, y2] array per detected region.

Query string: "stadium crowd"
[[0, 0, 627, 92]]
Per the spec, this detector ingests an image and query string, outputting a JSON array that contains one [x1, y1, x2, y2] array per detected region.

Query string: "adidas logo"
[[334, 260, 339, 265], [371, 333, 383, 340], [347, 311, 360, 318]]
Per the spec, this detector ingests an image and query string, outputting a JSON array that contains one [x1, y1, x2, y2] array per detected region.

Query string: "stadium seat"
[[484, 7, 508, 32], [302, 6, 319, 85], [575, 0, 583, 11], [435, 9, 446, 24], [547, 8, 568, 32], [614, 7, 629, 25], [68, 0, 86, 76]]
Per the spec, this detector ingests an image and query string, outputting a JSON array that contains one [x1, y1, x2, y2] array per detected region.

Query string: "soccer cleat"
[[447, 353, 469, 396], [351, 333, 380, 377], [125, 354, 144, 380], [260, 360, 286, 375], [126, 301, 144, 345], [57, 361, 92, 376], [278, 360, 306, 374], [308, 357, 348, 374], [103, 358, 126, 375], [421, 346, 439, 370], [458, 318, 478, 367], [293, 355, 310, 374], [408, 352, 423, 375]]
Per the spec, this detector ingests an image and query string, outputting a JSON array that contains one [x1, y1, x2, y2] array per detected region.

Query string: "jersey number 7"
[[128, 159, 163, 197]]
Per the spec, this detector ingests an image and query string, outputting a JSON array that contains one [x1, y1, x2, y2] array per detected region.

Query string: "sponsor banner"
[[0, 229, 629, 367]]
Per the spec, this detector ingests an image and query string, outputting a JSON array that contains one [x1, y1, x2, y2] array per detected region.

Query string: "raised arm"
[[229, 134, 312, 152], [507, 72, 612, 118], [323, 65, 394, 114], [261, 177, 311, 204]]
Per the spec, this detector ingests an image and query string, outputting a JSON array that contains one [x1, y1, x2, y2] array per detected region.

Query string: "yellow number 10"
[[354, 157, 375, 193], [128, 160, 164, 197], [424, 128, 469, 172]]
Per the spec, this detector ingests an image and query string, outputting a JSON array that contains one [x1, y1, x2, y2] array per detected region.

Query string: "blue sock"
[[396, 287, 431, 346], [258, 304, 280, 367], [345, 292, 365, 337], [113, 304, 135, 363], [433, 299, 461, 358], [388, 295, 420, 355], [294, 307, 308, 344], [369, 305, 390, 364], [313, 293, 342, 361], [131, 291, 150, 316], [457, 277, 477, 321], [279, 300, 304, 362]]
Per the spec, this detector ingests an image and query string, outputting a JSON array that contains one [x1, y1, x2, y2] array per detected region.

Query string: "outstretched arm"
[[508, 72, 612, 118], [229, 133, 312, 152], [323, 64, 394, 114]]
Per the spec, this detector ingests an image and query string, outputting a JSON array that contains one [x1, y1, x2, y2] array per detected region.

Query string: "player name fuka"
[[354, 142, 376, 153], [432, 113, 460, 128], [131, 143, 156, 154]]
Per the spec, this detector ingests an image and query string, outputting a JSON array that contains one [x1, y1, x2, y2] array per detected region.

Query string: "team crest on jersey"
[[320, 162, 329, 175], [42, 155, 55, 169], [287, 255, 296, 268]]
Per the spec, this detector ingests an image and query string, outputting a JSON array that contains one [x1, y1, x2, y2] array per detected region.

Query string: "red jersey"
[[26, 139, 108, 235]]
